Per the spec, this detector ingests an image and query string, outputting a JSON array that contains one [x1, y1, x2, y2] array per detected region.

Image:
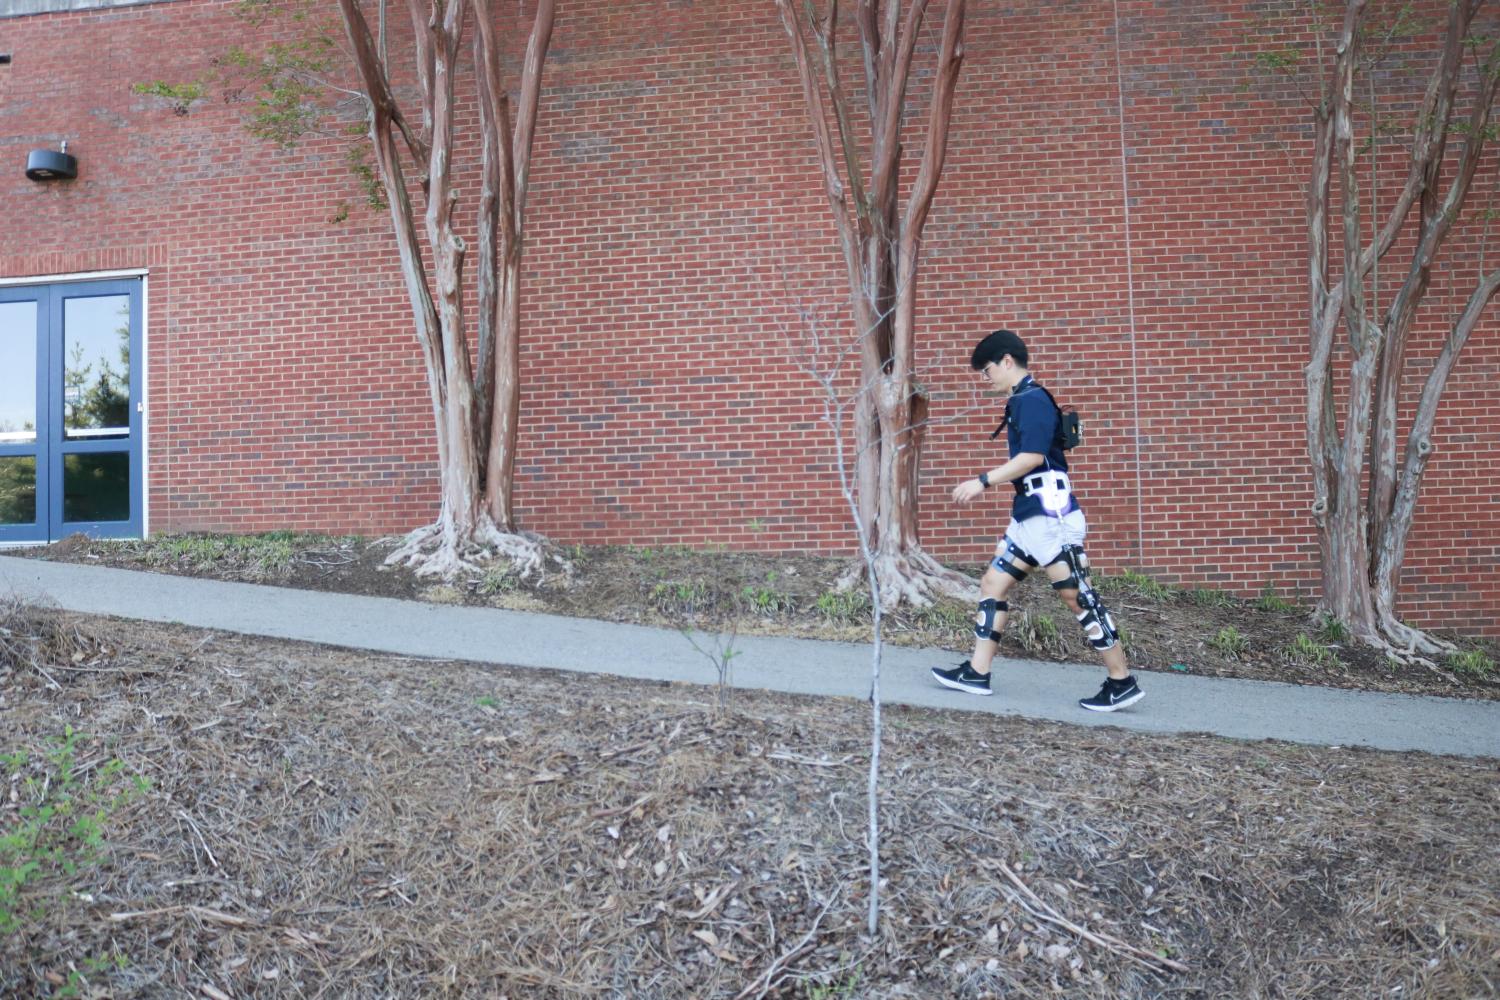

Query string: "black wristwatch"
[[978, 472, 991, 489]]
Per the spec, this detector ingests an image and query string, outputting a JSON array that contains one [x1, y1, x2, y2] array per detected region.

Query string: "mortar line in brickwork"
[[1112, 0, 1146, 564]]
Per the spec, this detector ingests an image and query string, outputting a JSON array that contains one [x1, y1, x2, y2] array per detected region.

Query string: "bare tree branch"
[[1369, 22, 1497, 539], [1374, 267, 1500, 624], [895, 0, 964, 380], [405, 0, 437, 149], [511, 0, 556, 225], [775, 0, 872, 335], [472, 0, 509, 457], [338, 0, 448, 480], [805, 1, 873, 238], [485, 0, 554, 530]]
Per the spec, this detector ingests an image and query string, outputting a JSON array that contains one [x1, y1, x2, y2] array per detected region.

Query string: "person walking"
[[931, 329, 1143, 712]]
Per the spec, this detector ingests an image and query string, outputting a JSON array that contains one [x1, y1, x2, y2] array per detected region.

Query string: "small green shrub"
[[739, 585, 795, 617], [1, 727, 149, 936], [1211, 625, 1249, 659], [1315, 615, 1351, 644], [1287, 633, 1338, 667], [477, 567, 518, 595], [911, 601, 973, 634], [1447, 649, 1495, 678], [151, 534, 215, 565], [650, 580, 716, 617], [1188, 587, 1235, 609], [248, 535, 296, 574], [807, 970, 862, 999], [1115, 569, 1172, 601], [1013, 610, 1068, 658], [813, 590, 870, 624], [679, 629, 741, 716], [1255, 583, 1297, 614], [144, 532, 302, 575]]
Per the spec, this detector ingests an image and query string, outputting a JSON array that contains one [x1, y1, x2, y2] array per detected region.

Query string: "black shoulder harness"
[[990, 383, 1082, 451]]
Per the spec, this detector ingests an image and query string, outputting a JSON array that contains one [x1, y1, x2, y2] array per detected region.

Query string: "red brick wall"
[[2, 0, 1497, 636]]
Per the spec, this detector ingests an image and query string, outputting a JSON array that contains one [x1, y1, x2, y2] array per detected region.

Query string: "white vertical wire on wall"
[[1111, 0, 1147, 565]]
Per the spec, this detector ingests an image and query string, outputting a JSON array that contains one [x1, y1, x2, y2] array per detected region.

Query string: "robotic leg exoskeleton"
[[1050, 544, 1120, 651]]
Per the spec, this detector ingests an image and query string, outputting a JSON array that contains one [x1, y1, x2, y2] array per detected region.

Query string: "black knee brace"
[[1075, 594, 1119, 651], [974, 597, 1009, 642], [994, 560, 1027, 582], [1048, 543, 1092, 592], [992, 540, 1036, 582], [1052, 545, 1119, 651]]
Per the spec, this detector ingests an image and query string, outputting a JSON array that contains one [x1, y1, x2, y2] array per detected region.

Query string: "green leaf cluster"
[[1, 726, 150, 935], [130, 80, 205, 115]]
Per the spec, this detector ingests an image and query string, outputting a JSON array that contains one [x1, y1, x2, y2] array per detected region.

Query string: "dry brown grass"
[[2, 606, 1497, 998], [1, 595, 110, 682]]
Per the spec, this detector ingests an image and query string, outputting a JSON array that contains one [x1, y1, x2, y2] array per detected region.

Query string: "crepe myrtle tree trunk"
[[775, 0, 972, 610], [337, 0, 557, 578], [1303, 0, 1500, 658]]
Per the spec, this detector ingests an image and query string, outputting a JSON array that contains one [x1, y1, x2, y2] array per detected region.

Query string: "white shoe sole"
[[932, 670, 993, 696], [1079, 689, 1143, 713]]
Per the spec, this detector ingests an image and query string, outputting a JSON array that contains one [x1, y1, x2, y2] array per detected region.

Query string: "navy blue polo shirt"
[[1004, 375, 1077, 521]]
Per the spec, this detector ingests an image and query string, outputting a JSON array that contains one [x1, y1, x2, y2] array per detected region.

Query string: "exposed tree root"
[[1324, 603, 1457, 670], [1375, 614, 1455, 670], [836, 547, 979, 611], [382, 515, 570, 583]]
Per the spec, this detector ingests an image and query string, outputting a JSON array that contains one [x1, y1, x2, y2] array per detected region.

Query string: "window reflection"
[[0, 302, 38, 444], [0, 456, 38, 525], [63, 295, 131, 440], [63, 453, 130, 523]]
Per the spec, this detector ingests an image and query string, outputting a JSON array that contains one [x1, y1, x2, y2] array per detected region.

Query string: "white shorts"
[[995, 510, 1088, 570]]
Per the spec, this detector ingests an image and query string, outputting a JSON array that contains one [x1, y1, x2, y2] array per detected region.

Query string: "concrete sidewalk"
[[2, 555, 1497, 758]]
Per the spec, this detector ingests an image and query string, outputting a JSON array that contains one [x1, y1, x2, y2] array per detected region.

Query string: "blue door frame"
[[0, 278, 143, 543], [0, 285, 50, 544]]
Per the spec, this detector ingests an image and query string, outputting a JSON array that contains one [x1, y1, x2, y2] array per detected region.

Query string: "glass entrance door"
[[0, 278, 142, 543]]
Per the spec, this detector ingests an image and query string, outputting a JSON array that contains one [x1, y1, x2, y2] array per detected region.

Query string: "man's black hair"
[[971, 329, 1028, 370]]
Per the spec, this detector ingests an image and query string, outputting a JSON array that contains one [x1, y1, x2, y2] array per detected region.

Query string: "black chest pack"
[[989, 383, 1082, 452]]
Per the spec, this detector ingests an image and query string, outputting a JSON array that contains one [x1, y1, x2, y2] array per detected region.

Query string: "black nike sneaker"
[[1079, 675, 1144, 712], [931, 660, 993, 696]]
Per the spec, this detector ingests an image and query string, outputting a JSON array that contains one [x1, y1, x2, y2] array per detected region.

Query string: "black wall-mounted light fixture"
[[26, 141, 77, 182], [0, 54, 12, 65]]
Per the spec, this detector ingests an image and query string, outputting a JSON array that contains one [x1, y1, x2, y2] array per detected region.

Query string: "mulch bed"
[[3, 601, 1497, 998], [13, 533, 1500, 701]]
